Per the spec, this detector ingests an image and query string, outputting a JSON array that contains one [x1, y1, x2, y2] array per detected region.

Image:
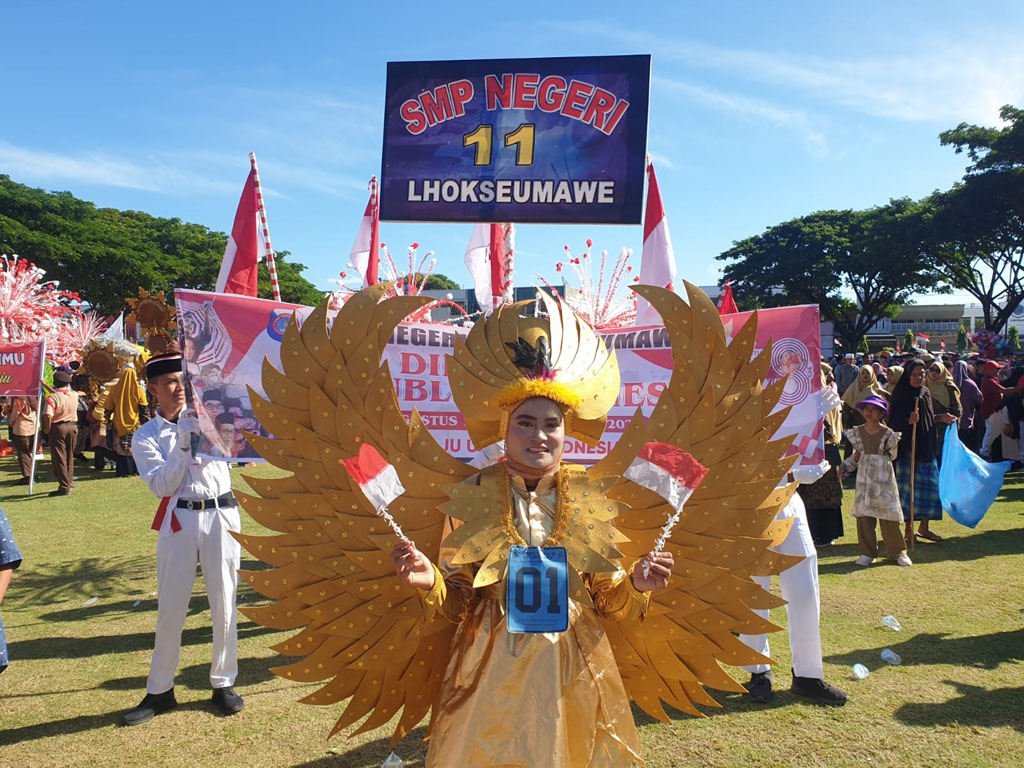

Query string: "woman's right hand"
[[908, 410, 919, 425], [391, 540, 436, 590]]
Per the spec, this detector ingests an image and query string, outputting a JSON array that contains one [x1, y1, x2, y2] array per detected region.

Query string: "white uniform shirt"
[[131, 410, 232, 517]]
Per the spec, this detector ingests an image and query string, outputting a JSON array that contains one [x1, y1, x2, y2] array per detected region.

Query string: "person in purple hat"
[[838, 394, 911, 566]]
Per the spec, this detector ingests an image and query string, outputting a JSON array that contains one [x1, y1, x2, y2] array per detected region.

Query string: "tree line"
[[0, 174, 326, 314], [718, 105, 1024, 351]]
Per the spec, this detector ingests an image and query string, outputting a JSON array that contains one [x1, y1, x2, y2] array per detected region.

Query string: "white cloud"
[[653, 77, 829, 157], [542, 21, 1024, 125], [0, 141, 242, 196]]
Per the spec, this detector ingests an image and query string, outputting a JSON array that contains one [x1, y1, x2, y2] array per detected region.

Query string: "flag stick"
[[249, 153, 281, 301], [28, 339, 46, 494], [908, 398, 919, 552]]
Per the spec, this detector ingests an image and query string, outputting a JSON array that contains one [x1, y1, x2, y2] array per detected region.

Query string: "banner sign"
[[176, 291, 821, 469], [0, 341, 46, 397], [175, 289, 306, 462], [380, 54, 651, 225]]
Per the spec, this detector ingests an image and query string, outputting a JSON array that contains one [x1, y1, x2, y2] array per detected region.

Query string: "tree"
[[857, 335, 869, 354], [0, 174, 322, 313], [257, 252, 325, 306], [924, 106, 1024, 332], [957, 323, 969, 353], [423, 272, 460, 290], [903, 329, 916, 352], [717, 200, 941, 350]]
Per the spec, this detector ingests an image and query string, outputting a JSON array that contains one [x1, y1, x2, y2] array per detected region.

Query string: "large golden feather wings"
[[590, 281, 802, 719], [236, 280, 802, 743], [234, 284, 477, 743]]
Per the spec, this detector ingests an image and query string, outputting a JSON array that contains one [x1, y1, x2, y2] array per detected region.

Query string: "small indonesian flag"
[[349, 178, 381, 287], [624, 442, 708, 511], [940, 338, 946, 352], [717, 281, 739, 315], [215, 164, 265, 296], [340, 443, 406, 511], [916, 332, 930, 347], [635, 162, 677, 326]]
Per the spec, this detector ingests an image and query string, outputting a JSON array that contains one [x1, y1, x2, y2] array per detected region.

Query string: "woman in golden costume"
[[236, 283, 803, 767], [393, 382, 674, 765]]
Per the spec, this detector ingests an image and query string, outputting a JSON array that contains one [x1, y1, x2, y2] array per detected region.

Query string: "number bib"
[[505, 546, 569, 634]]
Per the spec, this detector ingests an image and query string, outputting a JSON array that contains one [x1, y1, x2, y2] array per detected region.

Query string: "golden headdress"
[[447, 291, 620, 448]]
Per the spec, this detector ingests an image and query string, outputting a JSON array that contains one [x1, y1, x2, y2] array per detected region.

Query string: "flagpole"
[[249, 153, 281, 301], [28, 339, 45, 495]]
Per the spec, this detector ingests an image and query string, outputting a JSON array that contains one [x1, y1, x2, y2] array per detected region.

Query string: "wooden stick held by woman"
[[908, 398, 919, 552]]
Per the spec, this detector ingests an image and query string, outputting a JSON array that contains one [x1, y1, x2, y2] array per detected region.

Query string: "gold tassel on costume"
[[106, 365, 147, 436]]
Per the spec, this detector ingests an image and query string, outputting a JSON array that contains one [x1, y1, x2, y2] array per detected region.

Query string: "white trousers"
[[739, 493, 824, 680], [981, 409, 1021, 461], [148, 503, 241, 694]]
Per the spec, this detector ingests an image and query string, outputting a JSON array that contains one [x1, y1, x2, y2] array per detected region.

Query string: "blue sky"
[[3, 1, 1023, 303]]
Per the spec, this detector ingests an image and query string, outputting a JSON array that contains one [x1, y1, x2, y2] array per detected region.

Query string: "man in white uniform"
[[123, 353, 244, 725], [739, 464, 848, 706]]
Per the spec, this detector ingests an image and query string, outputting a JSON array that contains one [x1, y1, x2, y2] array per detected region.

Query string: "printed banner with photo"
[[380, 54, 651, 224], [176, 291, 823, 468], [0, 341, 47, 397], [175, 289, 307, 462]]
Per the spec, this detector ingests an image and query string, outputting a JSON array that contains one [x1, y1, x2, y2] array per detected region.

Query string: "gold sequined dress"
[[421, 467, 648, 768]]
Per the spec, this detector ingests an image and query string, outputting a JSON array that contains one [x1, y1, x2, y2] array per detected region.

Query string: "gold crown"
[[447, 291, 620, 448]]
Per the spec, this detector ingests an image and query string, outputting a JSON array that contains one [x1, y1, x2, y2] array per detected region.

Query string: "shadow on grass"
[[629, 684, 806, 726], [824, 627, 1024, 670], [14, 555, 153, 604], [894, 680, 1024, 732], [99, 648, 299, 692], [294, 726, 428, 768], [8, 621, 279, 662], [0, 699, 230, 748], [995, 476, 1024, 505]]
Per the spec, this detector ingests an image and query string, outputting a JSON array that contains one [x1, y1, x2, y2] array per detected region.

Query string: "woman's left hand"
[[631, 551, 674, 592], [937, 414, 956, 425]]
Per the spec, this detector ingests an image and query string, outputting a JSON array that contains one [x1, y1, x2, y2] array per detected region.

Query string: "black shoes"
[[746, 670, 848, 706], [746, 670, 773, 703], [48, 489, 71, 496], [791, 674, 849, 706], [123, 686, 243, 725], [212, 686, 244, 715], [123, 689, 177, 726]]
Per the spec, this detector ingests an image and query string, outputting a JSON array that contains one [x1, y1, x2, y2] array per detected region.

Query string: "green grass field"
[[1, 454, 1022, 768]]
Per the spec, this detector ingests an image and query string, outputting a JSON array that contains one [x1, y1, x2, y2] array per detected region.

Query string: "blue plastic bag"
[[938, 424, 1012, 528]]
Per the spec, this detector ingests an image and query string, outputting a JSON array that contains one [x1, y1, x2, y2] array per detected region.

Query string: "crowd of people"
[[804, 348, 1024, 566], [0, 361, 264, 493]]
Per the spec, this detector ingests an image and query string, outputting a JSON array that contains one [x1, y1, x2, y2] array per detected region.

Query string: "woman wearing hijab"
[[842, 365, 884, 430], [888, 359, 942, 543], [952, 360, 983, 453], [798, 363, 845, 546], [926, 361, 962, 465], [884, 365, 904, 396]]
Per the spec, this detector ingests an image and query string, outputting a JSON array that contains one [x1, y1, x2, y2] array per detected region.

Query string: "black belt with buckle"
[[176, 492, 236, 511]]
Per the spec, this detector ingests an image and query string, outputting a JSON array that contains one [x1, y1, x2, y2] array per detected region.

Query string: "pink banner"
[[175, 290, 821, 467], [0, 341, 46, 397]]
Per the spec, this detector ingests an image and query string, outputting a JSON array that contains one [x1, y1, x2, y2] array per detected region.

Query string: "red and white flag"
[[625, 442, 708, 575], [940, 338, 946, 352], [350, 178, 380, 287], [341, 443, 406, 512], [718, 281, 739, 315], [635, 162, 677, 327], [465, 223, 513, 312], [215, 165, 267, 296], [625, 442, 708, 511], [916, 332, 930, 348]]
